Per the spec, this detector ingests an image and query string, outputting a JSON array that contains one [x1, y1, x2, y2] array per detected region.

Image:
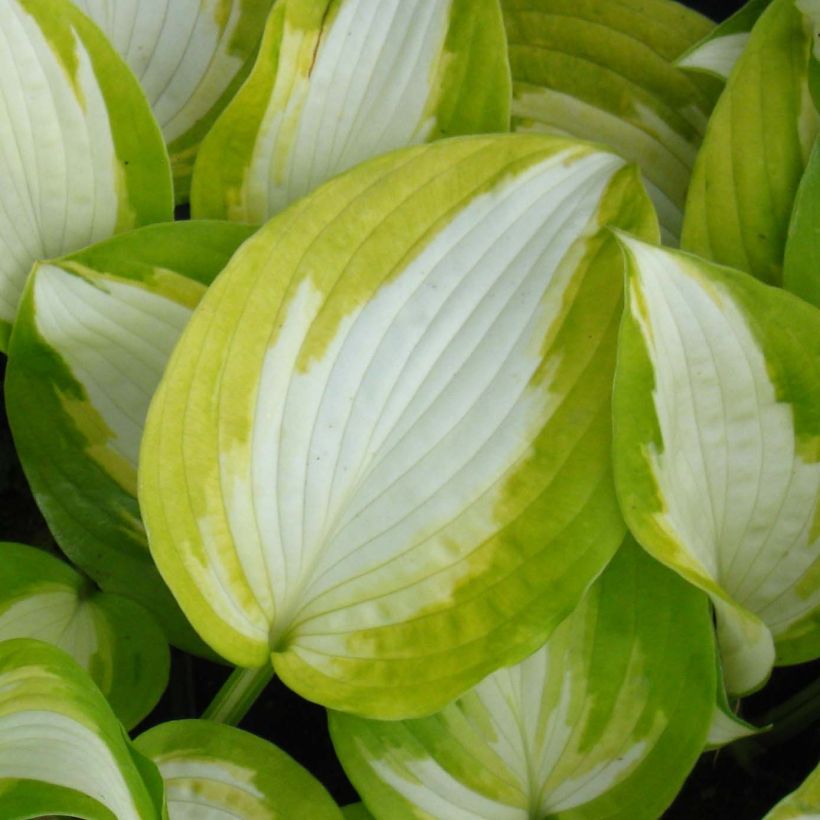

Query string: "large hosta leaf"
[[0, 541, 168, 729], [141, 134, 657, 718], [69, 0, 275, 202], [681, 0, 819, 285], [0, 0, 173, 350], [0, 639, 165, 820], [134, 720, 342, 819], [613, 237, 820, 695], [502, 0, 713, 242], [191, 0, 511, 222], [329, 538, 716, 820], [5, 222, 255, 653]]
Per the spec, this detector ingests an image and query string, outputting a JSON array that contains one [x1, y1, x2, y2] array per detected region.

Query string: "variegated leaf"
[[706, 664, 760, 748], [5, 222, 255, 654], [613, 237, 820, 695], [191, 0, 511, 222], [677, 0, 772, 82], [502, 0, 713, 242], [681, 0, 819, 285], [0, 0, 173, 349], [141, 134, 657, 718], [329, 538, 716, 820], [134, 720, 342, 819], [69, 0, 274, 202], [0, 541, 169, 730], [0, 639, 165, 820]]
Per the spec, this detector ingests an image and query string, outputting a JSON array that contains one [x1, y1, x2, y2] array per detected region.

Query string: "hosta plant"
[[0, 0, 818, 817]]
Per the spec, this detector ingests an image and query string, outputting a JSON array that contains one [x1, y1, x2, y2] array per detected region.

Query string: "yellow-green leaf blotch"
[[142, 133, 658, 718]]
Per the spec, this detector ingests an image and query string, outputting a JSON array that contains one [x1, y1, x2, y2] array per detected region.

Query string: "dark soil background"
[[2, 0, 818, 817]]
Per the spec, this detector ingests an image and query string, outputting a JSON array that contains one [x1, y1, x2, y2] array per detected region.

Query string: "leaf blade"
[[143, 134, 657, 717], [135, 720, 342, 819], [329, 539, 716, 820], [191, 0, 511, 221], [0, 639, 164, 820], [5, 222, 254, 653], [613, 237, 820, 693], [0, 0, 173, 348]]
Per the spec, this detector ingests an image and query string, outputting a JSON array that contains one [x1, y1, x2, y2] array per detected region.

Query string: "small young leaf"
[[681, 0, 819, 285], [5, 222, 255, 654], [329, 538, 716, 820], [502, 0, 713, 241], [706, 657, 761, 748], [134, 720, 342, 819], [0, 639, 165, 820], [141, 134, 657, 718], [613, 237, 820, 695], [0, 541, 169, 729], [191, 0, 511, 222], [69, 0, 275, 202], [0, 0, 173, 349]]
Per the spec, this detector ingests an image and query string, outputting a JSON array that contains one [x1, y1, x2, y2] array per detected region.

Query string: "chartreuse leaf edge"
[[141, 133, 658, 719]]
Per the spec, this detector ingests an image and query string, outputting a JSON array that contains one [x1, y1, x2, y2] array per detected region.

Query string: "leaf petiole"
[[202, 665, 275, 726]]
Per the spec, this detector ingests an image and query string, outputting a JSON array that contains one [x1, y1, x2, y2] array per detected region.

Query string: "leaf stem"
[[202, 665, 274, 726]]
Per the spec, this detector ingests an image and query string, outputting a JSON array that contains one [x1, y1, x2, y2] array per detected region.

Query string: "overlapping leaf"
[[501, 0, 713, 241], [0, 639, 165, 820], [69, 0, 275, 201], [191, 0, 511, 222], [329, 539, 716, 820], [677, 0, 772, 83], [5, 222, 255, 653], [613, 237, 820, 695], [134, 720, 342, 819], [681, 0, 819, 285], [0, 0, 173, 349], [0, 541, 168, 729], [705, 667, 759, 747], [141, 133, 657, 718]]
